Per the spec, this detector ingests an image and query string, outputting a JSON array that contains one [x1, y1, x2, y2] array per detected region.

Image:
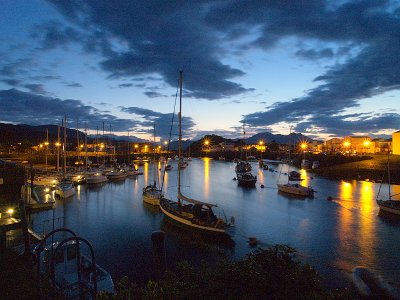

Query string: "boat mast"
[[178, 70, 183, 203], [63, 115, 67, 178], [152, 123, 157, 186], [388, 152, 391, 200]]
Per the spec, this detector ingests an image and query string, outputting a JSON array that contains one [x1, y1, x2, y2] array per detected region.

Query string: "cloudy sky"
[[1, 0, 400, 141]]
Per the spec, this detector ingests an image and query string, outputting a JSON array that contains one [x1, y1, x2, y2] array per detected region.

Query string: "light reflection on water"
[[28, 159, 400, 288]]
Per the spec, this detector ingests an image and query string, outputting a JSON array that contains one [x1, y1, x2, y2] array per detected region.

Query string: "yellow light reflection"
[[143, 162, 149, 184], [203, 157, 210, 198], [299, 169, 309, 187]]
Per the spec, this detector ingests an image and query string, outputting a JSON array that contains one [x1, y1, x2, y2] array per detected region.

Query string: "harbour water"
[[27, 158, 400, 288]]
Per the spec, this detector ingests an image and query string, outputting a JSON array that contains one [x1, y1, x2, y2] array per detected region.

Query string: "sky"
[[1, 0, 400, 142]]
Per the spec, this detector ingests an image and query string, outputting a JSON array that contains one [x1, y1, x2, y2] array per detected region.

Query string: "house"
[[393, 131, 400, 155]]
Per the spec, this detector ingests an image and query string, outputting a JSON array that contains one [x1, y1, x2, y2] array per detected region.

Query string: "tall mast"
[[153, 123, 156, 186], [178, 70, 183, 199], [57, 125, 60, 172], [85, 122, 88, 170], [63, 115, 67, 177]]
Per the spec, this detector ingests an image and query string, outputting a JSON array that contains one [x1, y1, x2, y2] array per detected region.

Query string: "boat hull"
[[86, 175, 108, 184], [142, 188, 162, 206], [377, 200, 400, 215], [277, 183, 312, 197], [159, 199, 227, 236]]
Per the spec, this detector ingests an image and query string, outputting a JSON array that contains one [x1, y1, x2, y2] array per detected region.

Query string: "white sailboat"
[[159, 71, 234, 236], [142, 124, 163, 206], [376, 153, 400, 215], [55, 116, 76, 199]]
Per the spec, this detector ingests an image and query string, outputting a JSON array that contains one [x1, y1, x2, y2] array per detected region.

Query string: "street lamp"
[[203, 140, 210, 157], [343, 141, 351, 155], [363, 140, 371, 153]]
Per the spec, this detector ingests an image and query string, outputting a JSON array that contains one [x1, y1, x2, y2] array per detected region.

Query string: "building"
[[324, 138, 343, 153], [393, 131, 400, 155], [344, 136, 375, 154]]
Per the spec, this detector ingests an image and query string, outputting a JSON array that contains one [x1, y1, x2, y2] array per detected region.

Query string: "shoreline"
[[309, 154, 400, 185]]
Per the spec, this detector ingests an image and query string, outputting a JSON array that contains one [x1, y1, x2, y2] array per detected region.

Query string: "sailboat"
[[276, 128, 313, 197], [159, 71, 234, 236], [55, 116, 76, 199], [376, 153, 400, 215], [142, 124, 163, 206]]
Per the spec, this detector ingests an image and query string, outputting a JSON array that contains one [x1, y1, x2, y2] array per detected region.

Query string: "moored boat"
[[277, 183, 314, 197], [237, 172, 257, 188], [376, 153, 400, 215], [159, 71, 234, 236], [85, 172, 108, 184]]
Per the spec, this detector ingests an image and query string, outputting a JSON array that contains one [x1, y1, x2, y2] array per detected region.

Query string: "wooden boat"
[[376, 153, 400, 215], [277, 183, 313, 197], [159, 71, 234, 236]]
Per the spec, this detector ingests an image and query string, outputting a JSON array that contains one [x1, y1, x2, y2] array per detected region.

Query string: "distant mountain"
[[0, 123, 145, 145], [246, 132, 314, 144]]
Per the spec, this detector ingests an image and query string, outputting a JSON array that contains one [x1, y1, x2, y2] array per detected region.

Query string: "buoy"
[[327, 196, 333, 201], [248, 237, 258, 247], [233, 177, 237, 181], [260, 184, 264, 188]]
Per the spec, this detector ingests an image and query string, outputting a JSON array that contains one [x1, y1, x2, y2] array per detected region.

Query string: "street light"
[[343, 141, 351, 155], [363, 140, 371, 153]]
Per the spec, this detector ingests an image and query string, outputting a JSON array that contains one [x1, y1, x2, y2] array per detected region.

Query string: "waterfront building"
[[393, 131, 400, 155], [324, 138, 343, 153]]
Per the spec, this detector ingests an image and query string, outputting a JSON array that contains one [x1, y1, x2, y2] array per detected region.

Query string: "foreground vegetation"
[[1, 245, 354, 300], [99, 245, 353, 300]]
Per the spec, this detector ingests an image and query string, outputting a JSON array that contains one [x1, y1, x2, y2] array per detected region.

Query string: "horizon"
[[1, 1, 400, 141]]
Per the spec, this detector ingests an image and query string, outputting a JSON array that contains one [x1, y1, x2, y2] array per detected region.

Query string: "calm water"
[[28, 158, 400, 288]]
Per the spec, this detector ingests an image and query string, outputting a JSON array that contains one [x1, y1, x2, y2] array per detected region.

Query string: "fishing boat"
[[235, 160, 252, 173], [143, 124, 163, 206], [376, 153, 400, 215], [159, 71, 234, 236], [236, 172, 257, 188]]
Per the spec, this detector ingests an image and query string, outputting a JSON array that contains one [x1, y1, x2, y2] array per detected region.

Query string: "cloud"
[[3, 0, 400, 137], [120, 106, 195, 139], [63, 82, 83, 88], [0, 88, 139, 131], [23, 84, 49, 95], [40, 0, 254, 100]]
